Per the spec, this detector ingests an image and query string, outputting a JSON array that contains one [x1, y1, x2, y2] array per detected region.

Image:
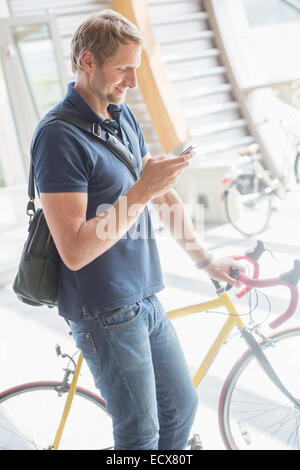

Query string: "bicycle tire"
[[0, 381, 113, 450], [219, 326, 300, 450], [225, 175, 272, 237], [294, 153, 300, 184]]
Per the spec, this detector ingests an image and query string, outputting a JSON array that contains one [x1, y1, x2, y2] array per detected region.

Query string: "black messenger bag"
[[13, 113, 139, 308]]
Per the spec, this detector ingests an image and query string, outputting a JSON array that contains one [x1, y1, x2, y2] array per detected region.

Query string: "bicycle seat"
[[239, 143, 259, 157]]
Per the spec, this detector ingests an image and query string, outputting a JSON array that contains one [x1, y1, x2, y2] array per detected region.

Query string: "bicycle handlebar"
[[230, 240, 265, 298], [210, 240, 300, 328], [229, 259, 300, 329], [210, 240, 264, 294]]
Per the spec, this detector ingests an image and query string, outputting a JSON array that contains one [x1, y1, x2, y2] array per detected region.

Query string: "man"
[[32, 10, 243, 450]]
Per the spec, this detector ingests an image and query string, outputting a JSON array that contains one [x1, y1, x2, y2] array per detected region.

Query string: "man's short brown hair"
[[71, 9, 144, 73]]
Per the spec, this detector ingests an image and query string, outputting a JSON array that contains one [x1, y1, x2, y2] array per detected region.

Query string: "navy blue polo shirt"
[[32, 82, 164, 322]]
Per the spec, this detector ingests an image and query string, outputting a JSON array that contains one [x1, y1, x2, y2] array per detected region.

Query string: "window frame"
[[0, 13, 68, 184]]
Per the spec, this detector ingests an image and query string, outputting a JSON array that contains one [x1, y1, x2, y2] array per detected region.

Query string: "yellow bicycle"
[[1, 241, 300, 450]]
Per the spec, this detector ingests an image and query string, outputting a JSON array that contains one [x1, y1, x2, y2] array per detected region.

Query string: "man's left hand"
[[204, 258, 245, 288]]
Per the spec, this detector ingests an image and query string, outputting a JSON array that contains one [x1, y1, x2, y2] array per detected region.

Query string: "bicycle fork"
[[51, 352, 84, 450], [241, 328, 300, 409]]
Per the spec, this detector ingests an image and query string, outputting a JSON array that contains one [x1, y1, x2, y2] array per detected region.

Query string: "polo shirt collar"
[[65, 81, 123, 125], [107, 104, 122, 125]]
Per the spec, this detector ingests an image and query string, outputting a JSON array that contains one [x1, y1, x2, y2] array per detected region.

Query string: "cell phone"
[[179, 145, 198, 156]]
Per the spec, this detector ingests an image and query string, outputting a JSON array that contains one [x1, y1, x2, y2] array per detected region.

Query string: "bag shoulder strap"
[[27, 113, 140, 216]]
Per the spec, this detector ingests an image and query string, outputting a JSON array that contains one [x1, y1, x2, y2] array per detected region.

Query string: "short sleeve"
[[32, 121, 90, 194]]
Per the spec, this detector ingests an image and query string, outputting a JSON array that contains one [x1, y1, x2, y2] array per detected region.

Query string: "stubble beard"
[[91, 72, 126, 107], [93, 85, 126, 107]]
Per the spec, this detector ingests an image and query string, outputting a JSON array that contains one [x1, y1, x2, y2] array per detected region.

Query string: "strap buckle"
[[92, 123, 101, 138], [26, 199, 35, 223]]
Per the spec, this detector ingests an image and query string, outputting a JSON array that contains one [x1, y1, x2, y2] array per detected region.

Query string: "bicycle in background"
[[221, 119, 300, 237], [0, 241, 300, 450]]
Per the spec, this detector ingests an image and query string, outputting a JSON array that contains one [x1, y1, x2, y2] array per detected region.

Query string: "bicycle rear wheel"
[[219, 327, 300, 450], [0, 382, 113, 450], [225, 175, 272, 236]]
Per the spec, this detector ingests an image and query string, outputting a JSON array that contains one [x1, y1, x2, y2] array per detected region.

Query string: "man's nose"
[[125, 69, 137, 88]]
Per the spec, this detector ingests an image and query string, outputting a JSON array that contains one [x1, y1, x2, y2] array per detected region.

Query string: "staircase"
[[146, 0, 255, 160]]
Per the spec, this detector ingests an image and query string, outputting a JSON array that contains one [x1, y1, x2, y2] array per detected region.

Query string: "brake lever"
[[229, 267, 241, 280], [210, 277, 224, 294], [225, 268, 241, 292]]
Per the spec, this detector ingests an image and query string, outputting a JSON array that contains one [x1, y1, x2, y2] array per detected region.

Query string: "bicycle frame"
[[248, 118, 300, 191], [51, 291, 244, 450], [167, 292, 244, 388], [251, 159, 279, 190]]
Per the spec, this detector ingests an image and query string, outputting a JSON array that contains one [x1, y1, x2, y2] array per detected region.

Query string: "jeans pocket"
[[72, 331, 101, 375], [102, 301, 141, 328]]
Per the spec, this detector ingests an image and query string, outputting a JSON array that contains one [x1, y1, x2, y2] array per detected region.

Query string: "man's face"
[[90, 41, 142, 106]]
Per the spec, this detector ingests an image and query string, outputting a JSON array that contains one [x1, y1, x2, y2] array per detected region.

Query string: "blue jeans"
[[69, 295, 198, 450]]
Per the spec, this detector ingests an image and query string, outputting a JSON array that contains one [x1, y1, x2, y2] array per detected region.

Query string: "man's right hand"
[[138, 151, 194, 201]]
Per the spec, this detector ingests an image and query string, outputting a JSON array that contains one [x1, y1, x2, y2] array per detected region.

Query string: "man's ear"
[[80, 50, 95, 73]]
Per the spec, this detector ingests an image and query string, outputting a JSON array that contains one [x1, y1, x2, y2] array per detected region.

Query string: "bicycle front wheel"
[[0, 382, 113, 450], [219, 327, 300, 450], [225, 175, 272, 236]]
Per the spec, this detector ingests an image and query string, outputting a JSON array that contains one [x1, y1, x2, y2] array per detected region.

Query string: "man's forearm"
[[151, 189, 245, 287], [151, 189, 209, 265], [70, 180, 150, 270]]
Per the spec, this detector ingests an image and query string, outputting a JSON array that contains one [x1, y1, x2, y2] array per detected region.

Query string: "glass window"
[[284, 0, 300, 10], [0, 0, 9, 18], [13, 23, 63, 117], [0, 58, 23, 187], [243, 0, 300, 27]]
